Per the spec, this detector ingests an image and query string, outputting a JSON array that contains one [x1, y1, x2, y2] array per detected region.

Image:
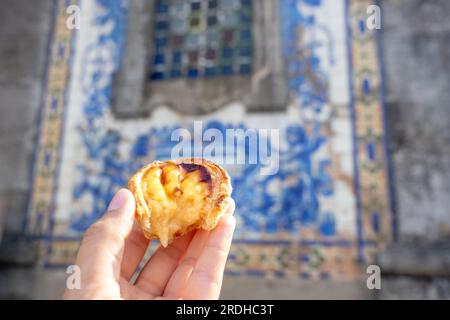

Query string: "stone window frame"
[[112, 0, 288, 117]]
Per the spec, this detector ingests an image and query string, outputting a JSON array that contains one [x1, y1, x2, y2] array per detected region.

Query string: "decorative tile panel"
[[150, 0, 252, 80], [26, 0, 393, 279]]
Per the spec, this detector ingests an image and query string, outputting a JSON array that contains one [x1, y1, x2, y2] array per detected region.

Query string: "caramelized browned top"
[[139, 161, 215, 246]]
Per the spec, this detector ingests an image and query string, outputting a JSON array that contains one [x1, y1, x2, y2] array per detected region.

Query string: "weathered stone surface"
[[374, 0, 450, 300], [0, 0, 53, 85], [0, 267, 66, 300], [0, 0, 53, 241], [0, 84, 41, 135], [111, 0, 152, 118], [0, 133, 35, 192], [377, 242, 450, 278], [0, 237, 38, 266], [381, 0, 450, 241], [0, 190, 28, 235], [378, 276, 450, 300], [221, 277, 374, 300]]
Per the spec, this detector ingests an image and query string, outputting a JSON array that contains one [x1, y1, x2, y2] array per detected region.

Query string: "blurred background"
[[0, 0, 450, 299]]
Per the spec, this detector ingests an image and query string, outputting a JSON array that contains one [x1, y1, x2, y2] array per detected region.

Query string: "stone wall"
[[0, 0, 449, 299], [378, 0, 450, 299], [0, 0, 53, 256], [0, 0, 54, 298]]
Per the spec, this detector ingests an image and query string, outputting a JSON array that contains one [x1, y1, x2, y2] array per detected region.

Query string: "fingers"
[[226, 198, 236, 217], [75, 189, 136, 285], [120, 222, 150, 281], [183, 214, 236, 300], [134, 230, 195, 296], [163, 229, 210, 298], [164, 198, 236, 299]]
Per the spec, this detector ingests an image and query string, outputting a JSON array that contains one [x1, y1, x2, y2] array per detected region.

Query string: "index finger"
[[183, 213, 236, 300], [76, 189, 136, 283]]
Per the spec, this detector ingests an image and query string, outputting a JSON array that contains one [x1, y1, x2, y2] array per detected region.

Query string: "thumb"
[[75, 188, 136, 285]]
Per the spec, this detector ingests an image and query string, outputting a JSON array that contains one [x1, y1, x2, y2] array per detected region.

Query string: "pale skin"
[[63, 188, 236, 300]]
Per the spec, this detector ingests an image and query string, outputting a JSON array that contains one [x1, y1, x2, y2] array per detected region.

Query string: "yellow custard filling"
[[140, 162, 213, 247]]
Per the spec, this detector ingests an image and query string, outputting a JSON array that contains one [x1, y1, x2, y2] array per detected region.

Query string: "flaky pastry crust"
[[128, 158, 232, 247]]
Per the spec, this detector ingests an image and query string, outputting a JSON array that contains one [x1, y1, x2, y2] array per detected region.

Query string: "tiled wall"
[[25, 0, 393, 280]]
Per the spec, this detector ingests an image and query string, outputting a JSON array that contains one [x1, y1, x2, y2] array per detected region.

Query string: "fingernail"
[[222, 214, 236, 234], [227, 198, 236, 216], [108, 189, 127, 211]]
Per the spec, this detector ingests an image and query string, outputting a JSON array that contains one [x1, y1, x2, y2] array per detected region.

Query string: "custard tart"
[[128, 158, 232, 247]]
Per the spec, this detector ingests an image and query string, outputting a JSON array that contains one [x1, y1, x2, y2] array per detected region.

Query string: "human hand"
[[63, 188, 236, 300]]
